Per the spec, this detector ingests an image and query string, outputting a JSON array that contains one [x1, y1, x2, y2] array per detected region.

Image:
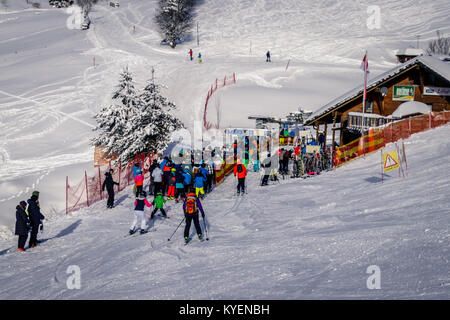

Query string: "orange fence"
[[66, 153, 154, 214], [335, 111, 450, 167], [203, 73, 236, 130]]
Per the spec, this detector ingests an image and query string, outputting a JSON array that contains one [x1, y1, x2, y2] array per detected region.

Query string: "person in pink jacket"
[[130, 191, 152, 235], [134, 169, 145, 196]]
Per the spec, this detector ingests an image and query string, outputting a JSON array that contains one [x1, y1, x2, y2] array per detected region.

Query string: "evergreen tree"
[[49, 0, 74, 8], [155, 0, 195, 48], [92, 66, 140, 161], [427, 30, 450, 55], [92, 68, 184, 165]]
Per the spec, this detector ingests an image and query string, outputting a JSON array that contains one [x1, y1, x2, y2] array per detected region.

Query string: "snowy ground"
[[0, 124, 449, 299], [0, 0, 449, 299]]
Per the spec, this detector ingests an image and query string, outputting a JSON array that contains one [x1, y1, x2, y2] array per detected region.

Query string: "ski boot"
[[129, 228, 136, 235]]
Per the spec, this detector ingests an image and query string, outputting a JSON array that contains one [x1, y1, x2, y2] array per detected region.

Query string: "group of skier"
[[14, 191, 45, 252], [125, 156, 216, 243]]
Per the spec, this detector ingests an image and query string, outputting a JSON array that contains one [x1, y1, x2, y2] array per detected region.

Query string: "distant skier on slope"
[[183, 192, 205, 244], [266, 50, 271, 62], [189, 48, 193, 61], [102, 169, 119, 208], [130, 191, 152, 235]]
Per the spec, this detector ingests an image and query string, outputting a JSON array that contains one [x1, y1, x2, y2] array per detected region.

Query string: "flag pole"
[[362, 50, 368, 133]]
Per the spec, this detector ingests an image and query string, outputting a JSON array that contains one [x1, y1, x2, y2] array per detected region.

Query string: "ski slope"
[[0, 123, 449, 299], [1, 0, 450, 232]]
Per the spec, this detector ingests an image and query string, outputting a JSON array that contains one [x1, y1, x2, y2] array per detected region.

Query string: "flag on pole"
[[360, 51, 369, 130], [360, 53, 369, 73]]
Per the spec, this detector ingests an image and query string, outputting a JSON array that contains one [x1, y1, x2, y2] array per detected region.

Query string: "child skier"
[[183, 192, 205, 244], [194, 172, 206, 199], [175, 168, 185, 203], [167, 168, 176, 200], [130, 191, 152, 235], [15, 200, 30, 252], [151, 192, 167, 219], [134, 169, 144, 196]]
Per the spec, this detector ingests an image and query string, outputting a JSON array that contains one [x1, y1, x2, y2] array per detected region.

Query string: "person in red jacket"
[[233, 160, 247, 195]]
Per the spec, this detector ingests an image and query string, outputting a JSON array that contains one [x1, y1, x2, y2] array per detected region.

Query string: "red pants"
[[167, 186, 175, 197]]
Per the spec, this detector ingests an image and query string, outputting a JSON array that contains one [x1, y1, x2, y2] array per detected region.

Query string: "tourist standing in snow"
[[130, 191, 152, 235], [234, 160, 247, 195], [183, 192, 205, 244], [148, 159, 158, 195], [167, 168, 176, 200], [261, 153, 271, 186], [133, 162, 141, 195], [183, 166, 192, 194], [175, 168, 186, 203], [198, 52, 202, 63], [151, 165, 163, 195], [15, 200, 30, 252], [189, 48, 193, 61], [102, 169, 119, 208], [134, 169, 144, 197], [27, 191, 45, 248], [266, 50, 271, 62]]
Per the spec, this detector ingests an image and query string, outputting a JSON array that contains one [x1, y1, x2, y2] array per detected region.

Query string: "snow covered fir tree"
[[48, 0, 74, 8], [92, 66, 183, 164], [155, 0, 195, 48]]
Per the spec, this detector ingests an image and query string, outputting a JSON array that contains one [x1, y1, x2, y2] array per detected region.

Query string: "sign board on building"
[[393, 85, 415, 101], [423, 86, 450, 96]]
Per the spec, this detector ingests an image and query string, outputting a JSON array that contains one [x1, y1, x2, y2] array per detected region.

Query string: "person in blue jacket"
[[183, 166, 192, 194], [174, 168, 186, 203], [194, 172, 206, 199]]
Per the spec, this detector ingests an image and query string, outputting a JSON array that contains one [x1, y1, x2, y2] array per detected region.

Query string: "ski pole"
[[167, 217, 185, 241], [202, 215, 209, 241]]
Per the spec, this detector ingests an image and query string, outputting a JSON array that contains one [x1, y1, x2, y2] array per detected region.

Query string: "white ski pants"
[[131, 210, 147, 231]]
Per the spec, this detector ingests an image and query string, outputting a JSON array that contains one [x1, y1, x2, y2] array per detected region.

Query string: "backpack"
[[186, 196, 198, 214], [237, 164, 243, 173]]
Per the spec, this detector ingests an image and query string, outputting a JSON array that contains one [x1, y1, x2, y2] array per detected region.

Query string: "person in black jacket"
[[15, 200, 30, 251], [27, 191, 45, 248], [102, 169, 119, 208]]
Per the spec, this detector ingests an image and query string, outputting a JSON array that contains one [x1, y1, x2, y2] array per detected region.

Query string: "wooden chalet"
[[304, 55, 450, 147]]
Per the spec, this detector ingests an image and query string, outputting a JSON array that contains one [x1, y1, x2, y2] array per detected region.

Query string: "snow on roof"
[[305, 55, 450, 125], [391, 101, 431, 118], [396, 48, 426, 56]]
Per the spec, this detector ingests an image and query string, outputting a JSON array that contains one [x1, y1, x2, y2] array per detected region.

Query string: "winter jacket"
[[134, 197, 152, 211], [27, 195, 45, 227], [233, 163, 247, 179], [183, 193, 205, 216], [183, 170, 192, 185], [159, 159, 167, 171], [168, 173, 176, 186], [15, 204, 30, 236], [152, 195, 166, 209], [194, 175, 205, 188], [102, 172, 119, 193], [134, 174, 144, 186], [200, 167, 208, 179], [152, 167, 163, 183]]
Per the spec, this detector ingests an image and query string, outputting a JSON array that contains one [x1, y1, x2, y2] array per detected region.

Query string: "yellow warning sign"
[[383, 150, 400, 173]]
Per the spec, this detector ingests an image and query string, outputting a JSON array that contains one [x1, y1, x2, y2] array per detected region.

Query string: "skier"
[[167, 168, 176, 200], [183, 192, 205, 244], [266, 50, 271, 62], [174, 168, 185, 203], [194, 172, 206, 199], [150, 192, 167, 219], [189, 48, 193, 61], [148, 159, 159, 195], [233, 160, 247, 195], [183, 166, 192, 194], [199, 163, 209, 193], [134, 169, 144, 196], [198, 52, 202, 63], [15, 200, 30, 252], [151, 164, 163, 195], [132, 162, 141, 195], [261, 153, 271, 186], [102, 169, 119, 208], [130, 191, 152, 235], [27, 191, 45, 248]]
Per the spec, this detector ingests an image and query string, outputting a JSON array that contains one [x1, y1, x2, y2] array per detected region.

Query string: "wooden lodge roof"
[[304, 55, 450, 126]]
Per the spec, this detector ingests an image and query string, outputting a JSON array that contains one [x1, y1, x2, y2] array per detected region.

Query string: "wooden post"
[[323, 123, 328, 151], [98, 167, 102, 200], [315, 123, 319, 142]]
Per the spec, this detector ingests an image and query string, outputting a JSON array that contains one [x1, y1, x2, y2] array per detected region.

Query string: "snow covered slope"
[[0, 123, 449, 299], [0, 0, 449, 235]]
